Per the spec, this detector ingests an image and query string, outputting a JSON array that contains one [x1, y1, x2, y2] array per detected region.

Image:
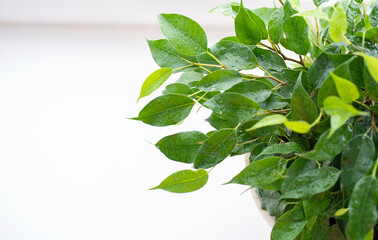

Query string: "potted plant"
[[132, 0, 378, 239]]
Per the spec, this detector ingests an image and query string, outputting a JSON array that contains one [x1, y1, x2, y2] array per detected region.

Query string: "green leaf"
[[346, 176, 378, 240], [158, 14, 207, 56], [331, 72, 359, 103], [268, 7, 284, 44], [210, 40, 258, 70], [245, 8, 268, 39], [257, 142, 303, 158], [234, 0, 262, 45], [194, 128, 237, 169], [298, 124, 353, 162], [247, 114, 287, 131], [147, 39, 197, 71], [359, 53, 378, 83], [317, 76, 338, 108], [251, 7, 277, 25], [324, 96, 368, 136], [308, 52, 353, 89], [364, 64, 378, 102], [313, 0, 330, 7], [229, 156, 287, 188], [225, 80, 272, 103], [340, 135, 376, 196], [329, 6, 347, 42], [291, 75, 319, 123], [303, 192, 331, 221], [256, 189, 286, 217], [301, 215, 330, 240], [282, 158, 318, 191], [271, 203, 306, 240], [138, 68, 173, 101], [327, 224, 345, 240], [281, 167, 340, 199], [282, 1, 311, 55], [150, 169, 208, 193], [252, 47, 287, 71], [292, 10, 330, 20], [334, 208, 348, 217], [133, 94, 195, 126], [205, 112, 239, 130], [156, 131, 208, 163], [364, 27, 378, 42], [176, 71, 203, 85], [195, 69, 242, 91], [162, 83, 193, 95], [203, 92, 259, 123], [284, 121, 312, 134], [209, 2, 239, 17]]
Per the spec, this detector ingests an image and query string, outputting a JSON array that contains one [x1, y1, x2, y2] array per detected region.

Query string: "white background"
[[0, 0, 319, 239]]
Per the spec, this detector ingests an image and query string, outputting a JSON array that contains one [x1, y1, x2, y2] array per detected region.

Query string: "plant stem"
[[372, 157, 378, 177], [193, 63, 223, 68], [278, 0, 284, 6], [188, 90, 203, 98], [199, 65, 212, 73], [257, 65, 287, 85], [173, 65, 193, 71], [235, 137, 263, 147], [206, 51, 227, 68], [259, 42, 306, 67]]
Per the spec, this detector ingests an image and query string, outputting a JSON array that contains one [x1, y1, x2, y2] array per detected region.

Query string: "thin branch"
[[259, 42, 306, 67], [241, 72, 287, 85]]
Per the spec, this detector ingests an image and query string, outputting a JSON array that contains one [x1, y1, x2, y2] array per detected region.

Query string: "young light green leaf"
[[341, 135, 376, 196], [268, 7, 284, 44], [334, 208, 349, 217], [225, 80, 272, 103], [284, 120, 312, 134], [281, 167, 340, 199], [138, 68, 173, 101], [132, 94, 195, 126], [147, 39, 198, 71], [329, 6, 347, 42], [247, 114, 287, 131], [331, 72, 359, 103], [156, 131, 208, 163], [257, 142, 303, 158], [359, 53, 378, 83], [158, 14, 207, 56], [313, 0, 330, 7], [210, 40, 258, 70], [271, 203, 306, 240], [195, 69, 243, 91], [194, 128, 237, 169], [150, 169, 208, 193], [324, 96, 368, 136], [228, 157, 287, 188], [346, 176, 378, 240], [291, 75, 319, 123], [256, 189, 286, 217], [203, 93, 259, 123], [282, 1, 311, 55], [209, 2, 239, 17], [234, 0, 262, 45], [292, 10, 330, 20], [298, 124, 353, 161]]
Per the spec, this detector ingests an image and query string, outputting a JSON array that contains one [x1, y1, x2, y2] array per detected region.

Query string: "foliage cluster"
[[133, 0, 378, 239]]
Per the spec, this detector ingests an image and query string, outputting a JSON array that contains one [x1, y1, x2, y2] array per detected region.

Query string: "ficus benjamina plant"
[[132, 0, 378, 239]]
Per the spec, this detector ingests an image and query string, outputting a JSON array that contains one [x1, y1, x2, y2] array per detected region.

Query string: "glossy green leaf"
[[324, 96, 368, 136], [329, 6, 347, 42], [162, 83, 193, 95], [147, 39, 198, 71], [346, 176, 378, 240], [282, 1, 311, 55], [234, 0, 262, 45], [303, 192, 331, 221], [271, 203, 307, 240], [341, 135, 376, 196], [257, 142, 303, 158], [210, 40, 258, 70], [158, 14, 207, 55], [247, 114, 287, 131], [281, 167, 340, 199], [156, 131, 208, 163], [298, 124, 353, 162], [150, 169, 208, 193], [359, 53, 378, 83], [203, 93, 259, 123], [229, 156, 287, 188], [176, 71, 203, 85], [268, 7, 284, 44], [133, 94, 195, 126], [301, 215, 330, 240], [317, 76, 338, 108], [313, 0, 330, 7], [194, 128, 237, 169], [291, 76, 319, 123], [364, 27, 378, 42], [284, 121, 312, 134], [252, 47, 287, 71], [249, 143, 270, 161], [251, 7, 277, 25], [138, 68, 173, 101], [364, 64, 378, 102], [331, 72, 359, 103], [292, 10, 330, 20], [209, 2, 239, 17], [245, 8, 268, 39], [225, 80, 272, 103], [205, 112, 239, 130], [282, 158, 317, 191], [256, 189, 286, 217], [195, 69, 242, 91]]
